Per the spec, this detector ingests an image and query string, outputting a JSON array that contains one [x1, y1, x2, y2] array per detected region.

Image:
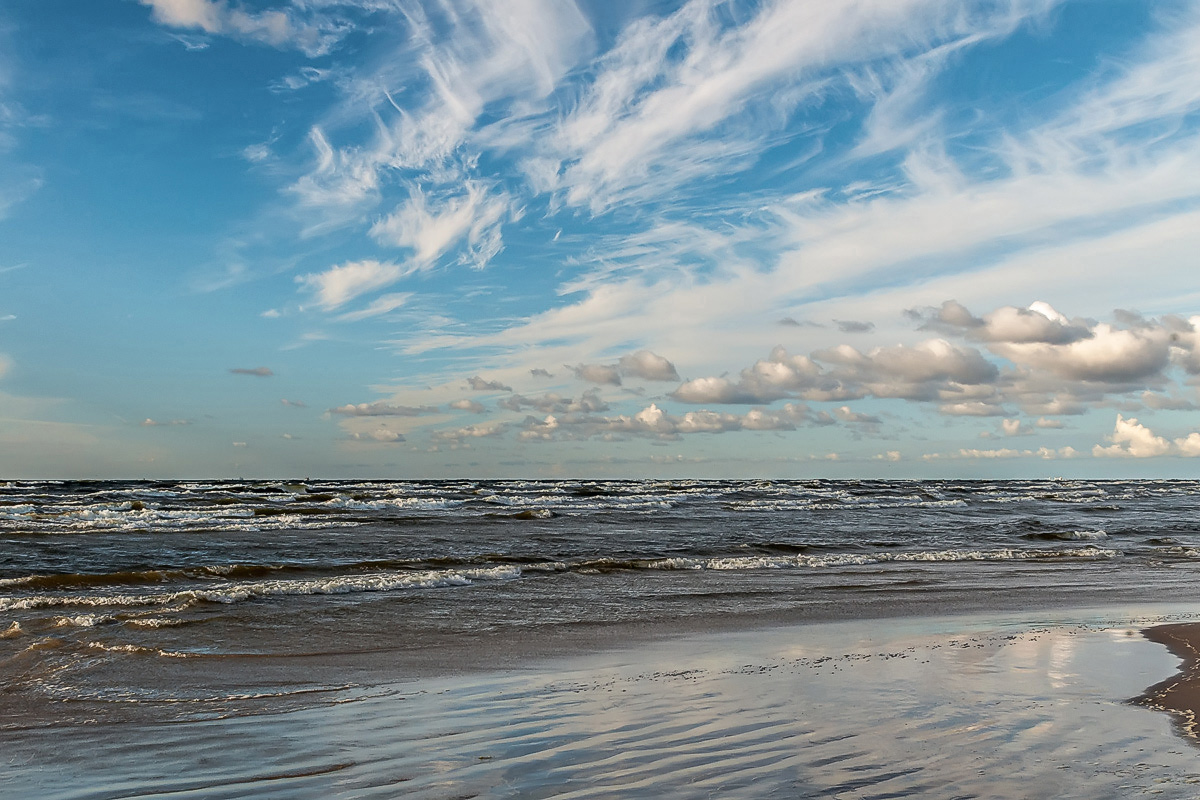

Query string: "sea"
[[6, 478, 1200, 797], [3, 478, 1200, 727]]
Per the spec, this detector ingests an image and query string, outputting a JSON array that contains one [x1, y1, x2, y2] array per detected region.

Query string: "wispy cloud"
[[298, 260, 414, 311], [138, 0, 352, 56]]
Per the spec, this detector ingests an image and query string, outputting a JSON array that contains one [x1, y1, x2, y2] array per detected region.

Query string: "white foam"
[[0, 564, 529, 612]]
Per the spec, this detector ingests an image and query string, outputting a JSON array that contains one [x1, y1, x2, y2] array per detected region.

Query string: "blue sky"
[[2, 0, 1200, 478]]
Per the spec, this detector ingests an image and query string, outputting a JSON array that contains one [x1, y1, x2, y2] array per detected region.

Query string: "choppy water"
[[3, 479, 1200, 727]]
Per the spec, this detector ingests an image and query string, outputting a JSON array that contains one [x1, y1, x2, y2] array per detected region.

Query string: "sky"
[[2, 0, 1200, 479]]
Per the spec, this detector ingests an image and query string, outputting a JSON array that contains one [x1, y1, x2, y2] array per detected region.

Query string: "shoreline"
[[6, 606, 1197, 799], [7, 599, 1200, 733]]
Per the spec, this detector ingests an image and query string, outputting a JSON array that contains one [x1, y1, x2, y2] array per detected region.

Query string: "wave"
[[0, 564, 535, 612], [1021, 530, 1109, 542]]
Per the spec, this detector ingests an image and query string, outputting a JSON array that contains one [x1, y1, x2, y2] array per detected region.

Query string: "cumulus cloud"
[[1093, 414, 1173, 458], [433, 422, 507, 442], [467, 376, 513, 392], [352, 428, 405, 443], [673, 346, 831, 404], [530, 368, 554, 378], [572, 363, 622, 386], [618, 350, 679, 381], [330, 402, 437, 417], [1177, 433, 1200, 457], [1092, 414, 1200, 458], [229, 367, 273, 377], [449, 398, 486, 413], [833, 406, 881, 424], [672, 304, 1200, 423], [517, 401, 818, 442], [499, 389, 609, 414]]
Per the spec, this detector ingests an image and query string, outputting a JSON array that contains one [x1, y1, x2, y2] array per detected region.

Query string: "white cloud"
[[516, 401, 819, 442], [449, 399, 485, 414], [572, 363, 622, 386], [547, 0, 1059, 211], [369, 182, 513, 270], [433, 422, 507, 442], [349, 427, 406, 443], [330, 402, 437, 417], [298, 260, 413, 311], [1176, 433, 1200, 457], [992, 323, 1172, 384], [1092, 414, 1172, 458], [499, 389, 608, 414], [467, 376, 512, 392], [337, 292, 413, 322], [618, 350, 679, 381], [138, 0, 349, 56]]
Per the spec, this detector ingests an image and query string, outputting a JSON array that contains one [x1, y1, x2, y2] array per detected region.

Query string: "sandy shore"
[[1137, 622, 1200, 740], [6, 607, 1200, 799]]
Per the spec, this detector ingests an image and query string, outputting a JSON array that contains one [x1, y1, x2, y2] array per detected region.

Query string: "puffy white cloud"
[[1176, 433, 1200, 457], [818, 339, 997, 394], [618, 350, 679, 381], [298, 260, 412, 311], [672, 346, 830, 404], [993, 322, 1171, 383], [449, 399, 485, 414], [976, 303, 1091, 344], [358, 428, 404, 443], [1090, 415, 1200, 459], [1092, 414, 1172, 458]]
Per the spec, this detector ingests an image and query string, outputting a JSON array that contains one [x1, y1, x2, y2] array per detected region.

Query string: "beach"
[[5, 607, 1200, 798]]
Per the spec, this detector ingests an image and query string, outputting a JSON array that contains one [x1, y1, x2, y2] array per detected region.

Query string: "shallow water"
[[5, 611, 1199, 799]]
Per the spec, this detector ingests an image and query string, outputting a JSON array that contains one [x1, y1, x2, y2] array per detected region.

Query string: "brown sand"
[[1137, 622, 1200, 739]]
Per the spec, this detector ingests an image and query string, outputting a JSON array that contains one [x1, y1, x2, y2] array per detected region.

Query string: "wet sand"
[[1137, 622, 1200, 739], [6, 608, 1200, 799]]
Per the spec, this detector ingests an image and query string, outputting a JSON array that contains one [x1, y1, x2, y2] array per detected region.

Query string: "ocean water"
[[3, 478, 1200, 729]]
